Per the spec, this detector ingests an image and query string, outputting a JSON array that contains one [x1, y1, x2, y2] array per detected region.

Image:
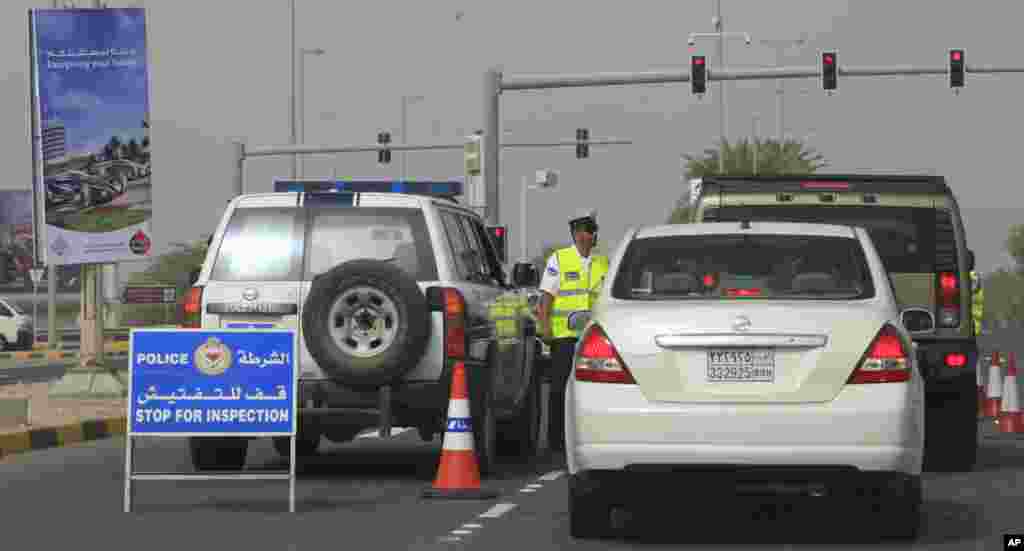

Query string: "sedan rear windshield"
[[611, 234, 876, 301]]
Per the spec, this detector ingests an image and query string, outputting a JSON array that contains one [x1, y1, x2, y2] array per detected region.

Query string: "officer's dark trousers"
[[548, 337, 578, 453]]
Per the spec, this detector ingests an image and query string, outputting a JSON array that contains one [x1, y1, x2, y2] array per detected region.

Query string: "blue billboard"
[[29, 8, 153, 265], [128, 329, 297, 436]]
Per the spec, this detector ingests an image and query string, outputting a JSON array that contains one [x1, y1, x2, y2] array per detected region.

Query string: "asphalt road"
[[1, 414, 1022, 549]]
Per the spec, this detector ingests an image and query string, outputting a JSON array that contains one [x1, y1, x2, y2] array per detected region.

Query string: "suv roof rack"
[[699, 174, 950, 195]]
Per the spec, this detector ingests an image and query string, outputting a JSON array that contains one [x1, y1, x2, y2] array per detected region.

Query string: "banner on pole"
[[29, 8, 153, 266]]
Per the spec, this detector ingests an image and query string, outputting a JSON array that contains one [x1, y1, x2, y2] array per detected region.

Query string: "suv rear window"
[[705, 206, 945, 274], [210, 207, 305, 282], [303, 207, 438, 281], [611, 234, 875, 301]]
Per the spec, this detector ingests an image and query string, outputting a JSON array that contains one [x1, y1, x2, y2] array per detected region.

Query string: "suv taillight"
[[848, 324, 910, 384], [181, 286, 203, 328], [441, 287, 466, 360], [574, 324, 636, 384], [936, 271, 960, 328]]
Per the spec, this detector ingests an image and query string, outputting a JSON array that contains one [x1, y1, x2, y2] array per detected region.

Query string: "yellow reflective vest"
[[489, 291, 526, 344], [549, 246, 609, 339]]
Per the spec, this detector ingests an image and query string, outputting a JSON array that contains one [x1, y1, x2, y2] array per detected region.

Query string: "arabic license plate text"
[[706, 349, 775, 382]]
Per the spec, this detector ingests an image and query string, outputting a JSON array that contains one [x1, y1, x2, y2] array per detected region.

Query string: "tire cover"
[[301, 259, 431, 389]]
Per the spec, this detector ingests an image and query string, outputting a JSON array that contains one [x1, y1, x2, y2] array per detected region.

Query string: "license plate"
[[706, 348, 775, 382]]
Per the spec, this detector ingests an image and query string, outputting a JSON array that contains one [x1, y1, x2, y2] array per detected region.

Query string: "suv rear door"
[[204, 197, 306, 357], [296, 195, 444, 382]]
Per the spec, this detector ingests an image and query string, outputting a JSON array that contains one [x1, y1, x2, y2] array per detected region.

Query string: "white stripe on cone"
[[440, 398, 474, 451], [986, 360, 1004, 416], [1001, 365, 1021, 432]]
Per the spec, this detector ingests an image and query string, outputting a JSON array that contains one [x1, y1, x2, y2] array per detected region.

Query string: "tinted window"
[[708, 206, 940, 273], [304, 208, 438, 281], [210, 207, 304, 282], [440, 211, 475, 281], [612, 234, 875, 301], [457, 215, 504, 285]]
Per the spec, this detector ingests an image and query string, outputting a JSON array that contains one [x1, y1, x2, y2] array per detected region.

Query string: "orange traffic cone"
[[978, 353, 990, 419], [422, 361, 499, 500], [984, 352, 1004, 418], [1000, 353, 1023, 434]]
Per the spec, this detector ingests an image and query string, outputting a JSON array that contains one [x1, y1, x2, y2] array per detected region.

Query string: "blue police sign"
[[128, 329, 297, 436]]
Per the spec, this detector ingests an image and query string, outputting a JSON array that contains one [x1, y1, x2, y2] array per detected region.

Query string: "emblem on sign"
[[732, 315, 752, 332], [193, 336, 233, 376], [243, 288, 259, 301]]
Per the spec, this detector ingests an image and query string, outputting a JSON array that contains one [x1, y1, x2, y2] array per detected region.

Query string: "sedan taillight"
[[847, 324, 910, 384], [574, 324, 636, 384]]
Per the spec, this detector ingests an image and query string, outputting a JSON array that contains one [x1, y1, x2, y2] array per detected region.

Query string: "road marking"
[[462, 523, 483, 529], [526, 483, 543, 488], [539, 470, 565, 481], [451, 530, 472, 535], [479, 503, 517, 518], [519, 488, 536, 493]]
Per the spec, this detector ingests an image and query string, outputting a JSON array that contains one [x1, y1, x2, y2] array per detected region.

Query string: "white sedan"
[[565, 221, 925, 541]]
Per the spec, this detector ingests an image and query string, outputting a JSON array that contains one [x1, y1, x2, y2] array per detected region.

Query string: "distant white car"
[[0, 296, 33, 351], [565, 221, 925, 541]]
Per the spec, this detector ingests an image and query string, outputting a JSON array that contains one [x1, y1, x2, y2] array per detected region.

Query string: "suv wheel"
[[272, 431, 321, 458], [188, 437, 248, 471], [302, 259, 431, 389], [468, 359, 497, 476], [497, 348, 542, 460]]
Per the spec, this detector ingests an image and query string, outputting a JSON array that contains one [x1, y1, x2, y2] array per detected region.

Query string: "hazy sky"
[[2, 0, 1022, 282]]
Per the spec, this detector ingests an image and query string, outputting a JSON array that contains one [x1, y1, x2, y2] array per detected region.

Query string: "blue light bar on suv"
[[273, 179, 463, 197]]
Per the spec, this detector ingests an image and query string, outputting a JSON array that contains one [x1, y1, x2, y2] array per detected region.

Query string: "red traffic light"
[[823, 54, 834, 65], [493, 227, 505, 237], [951, 50, 962, 62], [694, 57, 704, 65]]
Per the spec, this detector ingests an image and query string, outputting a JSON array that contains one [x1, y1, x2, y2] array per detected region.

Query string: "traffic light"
[[377, 131, 391, 164], [949, 49, 965, 88], [821, 51, 837, 91], [691, 55, 707, 95], [486, 225, 508, 264], [576, 128, 589, 159]]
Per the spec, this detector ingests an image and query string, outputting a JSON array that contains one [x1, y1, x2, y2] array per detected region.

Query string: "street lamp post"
[[687, 19, 751, 174], [759, 36, 810, 141], [298, 47, 326, 177], [401, 95, 425, 179]]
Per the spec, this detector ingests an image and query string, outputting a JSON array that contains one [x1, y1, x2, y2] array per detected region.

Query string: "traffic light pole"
[[485, 60, 1024, 223]]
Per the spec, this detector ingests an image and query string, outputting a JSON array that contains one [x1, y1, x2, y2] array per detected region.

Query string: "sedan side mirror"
[[512, 262, 540, 288]]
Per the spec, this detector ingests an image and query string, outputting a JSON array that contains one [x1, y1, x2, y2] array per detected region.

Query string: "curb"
[[0, 416, 126, 460]]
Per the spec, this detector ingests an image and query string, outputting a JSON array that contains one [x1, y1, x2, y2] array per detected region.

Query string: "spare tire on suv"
[[302, 259, 431, 390]]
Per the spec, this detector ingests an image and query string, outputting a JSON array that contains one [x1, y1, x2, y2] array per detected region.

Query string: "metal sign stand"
[[123, 328, 299, 513]]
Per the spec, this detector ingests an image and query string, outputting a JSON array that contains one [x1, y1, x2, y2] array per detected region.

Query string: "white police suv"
[[182, 179, 544, 474]]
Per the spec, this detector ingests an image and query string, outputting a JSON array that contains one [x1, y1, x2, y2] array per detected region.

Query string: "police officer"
[[537, 209, 609, 453]]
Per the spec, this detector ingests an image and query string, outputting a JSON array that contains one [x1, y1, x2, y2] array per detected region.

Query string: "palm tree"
[[667, 137, 828, 224]]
